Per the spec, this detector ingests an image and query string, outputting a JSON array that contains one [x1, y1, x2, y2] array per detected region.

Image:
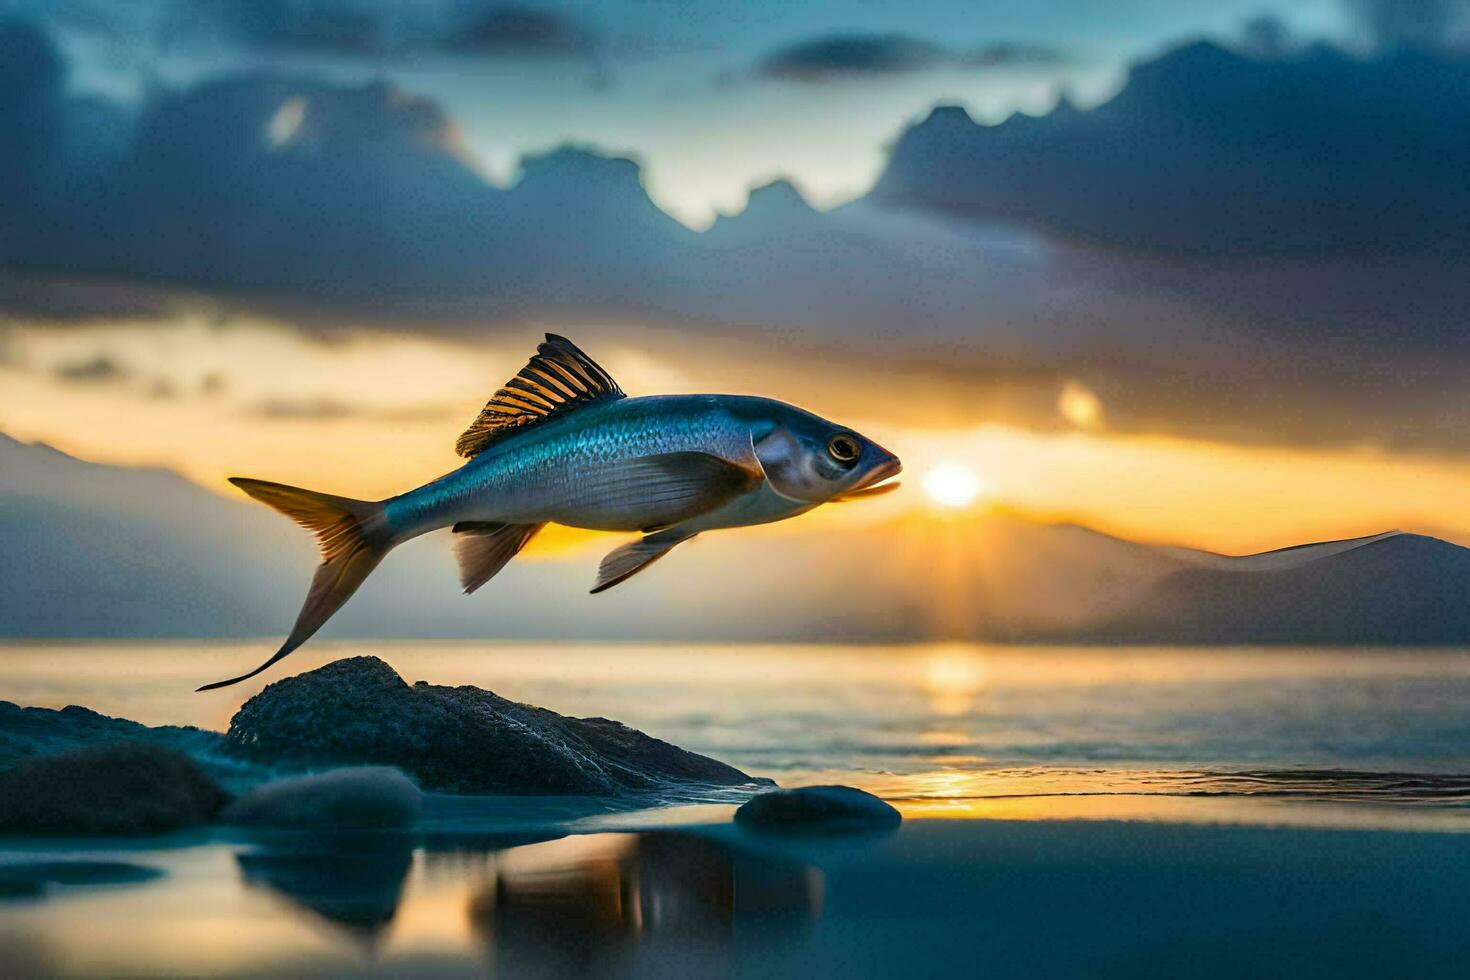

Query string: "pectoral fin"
[[591, 528, 696, 594], [452, 521, 544, 594]]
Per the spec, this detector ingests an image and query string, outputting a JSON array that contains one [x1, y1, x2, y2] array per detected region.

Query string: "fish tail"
[[197, 478, 392, 692]]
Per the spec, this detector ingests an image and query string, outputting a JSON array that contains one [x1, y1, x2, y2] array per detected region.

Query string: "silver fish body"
[[202, 337, 900, 691], [384, 394, 770, 536]]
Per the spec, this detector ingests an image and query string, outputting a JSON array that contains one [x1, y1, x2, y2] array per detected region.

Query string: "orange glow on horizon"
[[4, 319, 1470, 557]]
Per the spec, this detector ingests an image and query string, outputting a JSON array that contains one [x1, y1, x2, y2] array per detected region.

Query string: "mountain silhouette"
[[1095, 533, 1470, 644], [0, 434, 1181, 641], [0, 433, 294, 635], [5, 435, 1467, 645]]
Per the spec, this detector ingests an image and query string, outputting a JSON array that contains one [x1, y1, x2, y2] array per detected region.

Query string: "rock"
[[0, 742, 229, 835], [735, 785, 901, 833], [224, 656, 766, 795], [0, 700, 225, 771], [221, 767, 422, 829]]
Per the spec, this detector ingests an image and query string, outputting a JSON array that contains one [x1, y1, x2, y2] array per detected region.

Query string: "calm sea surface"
[[8, 641, 1470, 808], [8, 643, 1470, 978]]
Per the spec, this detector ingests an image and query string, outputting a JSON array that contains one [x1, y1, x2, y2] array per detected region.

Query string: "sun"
[[922, 461, 984, 509]]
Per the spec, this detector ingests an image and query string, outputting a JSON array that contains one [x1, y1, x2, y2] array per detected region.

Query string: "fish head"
[[751, 405, 902, 504]]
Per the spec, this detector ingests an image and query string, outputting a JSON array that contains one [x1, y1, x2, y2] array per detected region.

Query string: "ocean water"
[[9, 642, 1470, 812], [7, 642, 1470, 978]]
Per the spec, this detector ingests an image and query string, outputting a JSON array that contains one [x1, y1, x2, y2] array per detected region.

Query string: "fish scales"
[[384, 396, 752, 534]]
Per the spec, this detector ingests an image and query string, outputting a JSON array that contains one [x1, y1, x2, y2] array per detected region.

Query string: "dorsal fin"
[[455, 334, 625, 458]]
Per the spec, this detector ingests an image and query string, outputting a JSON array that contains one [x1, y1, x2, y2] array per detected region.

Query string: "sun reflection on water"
[[922, 645, 989, 717]]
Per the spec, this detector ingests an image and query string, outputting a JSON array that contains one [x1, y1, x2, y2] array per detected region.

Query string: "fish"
[[199, 334, 901, 691]]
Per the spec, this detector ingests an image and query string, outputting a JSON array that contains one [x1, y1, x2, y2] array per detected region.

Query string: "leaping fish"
[[201, 334, 901, 690]]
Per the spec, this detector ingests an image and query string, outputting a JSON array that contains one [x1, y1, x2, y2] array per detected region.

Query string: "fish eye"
[[827, 433, 861, 465]]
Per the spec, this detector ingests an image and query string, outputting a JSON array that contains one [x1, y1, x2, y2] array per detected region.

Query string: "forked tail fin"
[[197, 478, 391, 692]]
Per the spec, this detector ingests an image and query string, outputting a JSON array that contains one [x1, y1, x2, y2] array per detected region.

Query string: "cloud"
[[0, 36, 689, 318], [1341, 0, 1470, 52], [250, 396, 359, 419], [445, 6, 611, 90], [872, 40, 1470, 259], [1237, 14, 1297, 57], [53, 354, 127, 382], [216, 0, 391, 55], [447, 5, 596, 57], [5, 27, 1470, 453], [0, 272, 179, 322], [0, 20, 64, 203], [755, 31, 1064, 83], [0, 16, 61, 95], [0, 20, 134, 278], [956, 42, 1069, 68], [187, 0, 604, 67], [758, 33, 946, 81], [249, 397, 449, 421]]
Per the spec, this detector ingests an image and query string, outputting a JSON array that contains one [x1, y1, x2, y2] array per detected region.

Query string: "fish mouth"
[[864, 455, 903, 488], [842, 454, 903, 499]]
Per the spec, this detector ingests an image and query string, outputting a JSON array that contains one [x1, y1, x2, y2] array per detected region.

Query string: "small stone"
[[735, 785, 901, 833], [221, 767, 422, 829]]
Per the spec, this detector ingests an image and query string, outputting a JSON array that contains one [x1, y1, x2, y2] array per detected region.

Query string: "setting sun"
[[922, 461, 984, 509]]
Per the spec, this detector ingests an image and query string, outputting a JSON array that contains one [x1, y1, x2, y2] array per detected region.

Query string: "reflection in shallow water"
[[475, 832, 817, 977], [921, 645, 990, 718], [0, 860, 164, 900], [236, 835, 414, 945], [10, 815, 1470, 977], [228, 827, 822, 972], [118, 829, 821, 977]]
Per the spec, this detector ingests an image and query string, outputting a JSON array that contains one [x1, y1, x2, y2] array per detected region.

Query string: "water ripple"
[[879, 767, 1470, 806]]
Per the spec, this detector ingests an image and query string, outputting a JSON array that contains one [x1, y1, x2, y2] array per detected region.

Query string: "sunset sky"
[[5, 0, 1470, 559]]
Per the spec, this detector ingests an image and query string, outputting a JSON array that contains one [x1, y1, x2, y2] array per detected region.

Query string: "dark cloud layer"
[[756, 31, 1064, 83], [53, 354, 127, 383], [0, 272, 181, 322], [204, 0, 602, 62], [448, 5, 595, 56], [4, 21, 1470, 451], [218, 0, 393, 55], [759, 33, 945, 80], [0, 21, 64, 219], [249, 397, 450, 421], [0, 21, 1027, 331], [873, 40, 1470, 259], [1343, 0, 1470, 51]]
